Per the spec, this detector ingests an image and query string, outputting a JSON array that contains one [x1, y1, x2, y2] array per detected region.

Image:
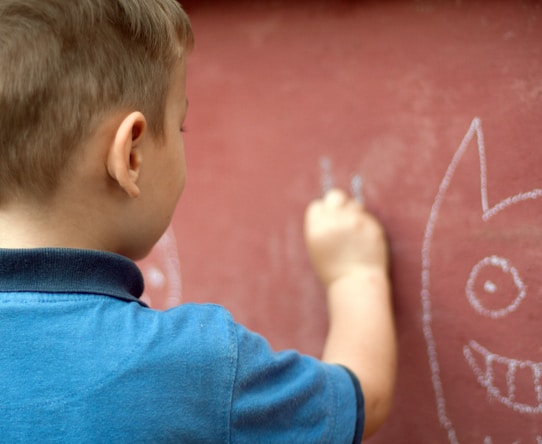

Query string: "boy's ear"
[[107, 111, 147, 198]]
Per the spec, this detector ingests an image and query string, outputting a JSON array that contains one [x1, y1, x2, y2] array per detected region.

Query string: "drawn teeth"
[[464, 340, 542, 414]]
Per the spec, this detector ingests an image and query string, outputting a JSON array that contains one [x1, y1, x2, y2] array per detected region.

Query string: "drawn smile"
[[464, 340, 542, 414]]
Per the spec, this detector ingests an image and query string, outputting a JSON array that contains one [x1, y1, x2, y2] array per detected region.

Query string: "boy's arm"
[[304, 189, 397, 440]]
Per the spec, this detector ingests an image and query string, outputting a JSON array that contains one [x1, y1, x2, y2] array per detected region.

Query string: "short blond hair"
[[0, 0, 193, 202]]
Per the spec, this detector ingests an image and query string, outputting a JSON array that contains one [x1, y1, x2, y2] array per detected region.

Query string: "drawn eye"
[[465, 255, 526, 319]]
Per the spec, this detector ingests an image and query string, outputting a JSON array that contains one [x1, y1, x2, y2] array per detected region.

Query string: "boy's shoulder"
[[0, 248, 363, 442], [141, 301, 238, 354]]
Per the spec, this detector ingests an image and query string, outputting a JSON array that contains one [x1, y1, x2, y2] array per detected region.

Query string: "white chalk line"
[[319, 156, 334, 195], [464, 340, 542, 414], [421, 116, 542, 443], [319, 156, 364, 204], [465, 255, 526, 319]]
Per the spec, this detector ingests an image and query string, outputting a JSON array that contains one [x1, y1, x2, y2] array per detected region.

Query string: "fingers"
[[324, 188, 347, 206], [304, 187, 387, 286], [305, 188, 364, 226], [323, 188, 363, 211]]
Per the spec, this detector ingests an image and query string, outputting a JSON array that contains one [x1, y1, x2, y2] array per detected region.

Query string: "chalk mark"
[[319, 156, 364, 204], [319, 156, 334, 195], [421, 117, 542, 443], [464, 340, 542, 414], [350, 174, 364, 205], [465, 255, 526, 319]]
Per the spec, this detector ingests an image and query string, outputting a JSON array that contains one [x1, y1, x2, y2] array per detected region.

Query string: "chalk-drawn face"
[[422, 118, 542, 444]]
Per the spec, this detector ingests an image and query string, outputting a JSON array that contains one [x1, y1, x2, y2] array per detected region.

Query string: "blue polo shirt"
[[0, 248, 364, 443]]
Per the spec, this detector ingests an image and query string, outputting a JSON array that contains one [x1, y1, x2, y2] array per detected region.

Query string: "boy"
[[0, 0, 396, 442]]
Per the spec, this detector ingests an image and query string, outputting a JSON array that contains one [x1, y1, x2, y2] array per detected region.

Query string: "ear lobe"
[[107, 112, 147, 198]]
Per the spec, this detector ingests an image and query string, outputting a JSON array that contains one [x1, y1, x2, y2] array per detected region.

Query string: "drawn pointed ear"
[[470, 118, 490, 217], [436, 117, 490, 219], [107, 112, 147, 198]]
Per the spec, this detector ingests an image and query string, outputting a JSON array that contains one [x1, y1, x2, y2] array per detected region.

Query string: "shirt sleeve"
[[339, 365, 365, 444], [228, 322, 364, 443]]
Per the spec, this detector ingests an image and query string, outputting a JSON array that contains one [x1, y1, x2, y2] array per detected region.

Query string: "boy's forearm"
[[321, 267, 396, 440]]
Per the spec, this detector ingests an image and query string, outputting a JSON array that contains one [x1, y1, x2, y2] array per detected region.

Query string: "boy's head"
[[0, 0, 193, 204]]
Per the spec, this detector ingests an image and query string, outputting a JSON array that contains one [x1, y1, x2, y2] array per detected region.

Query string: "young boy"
[[0, 0, 396, 442]]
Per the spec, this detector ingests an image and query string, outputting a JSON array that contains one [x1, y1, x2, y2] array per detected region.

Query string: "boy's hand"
[[304, 188, 388, 288]]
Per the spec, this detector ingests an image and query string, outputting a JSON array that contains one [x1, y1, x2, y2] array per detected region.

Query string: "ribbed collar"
[[0, 248, 147, 307]]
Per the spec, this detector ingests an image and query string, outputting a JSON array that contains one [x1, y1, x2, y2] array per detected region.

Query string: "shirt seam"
[[226, 312, 239, 444]]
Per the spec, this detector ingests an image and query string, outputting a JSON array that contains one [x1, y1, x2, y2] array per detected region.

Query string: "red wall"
[[139, 1, 542, 442]]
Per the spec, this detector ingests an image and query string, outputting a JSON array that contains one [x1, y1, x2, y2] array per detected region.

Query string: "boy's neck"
[[0, 198, 111, 252]]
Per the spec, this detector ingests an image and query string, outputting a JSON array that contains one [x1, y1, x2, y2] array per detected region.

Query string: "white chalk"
[[350, 174, 364, 205], [319, 156, 334, 196]]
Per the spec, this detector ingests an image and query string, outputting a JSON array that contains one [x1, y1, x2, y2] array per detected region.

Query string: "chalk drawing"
[[464, 340, 542, 414], [319, 156, 334, 195], [319, 156, 364, 204], [466, 255, 526, 319], [421, 117, 542, 443], [138, 225, 182, 309], [350, 174, 364, 205]]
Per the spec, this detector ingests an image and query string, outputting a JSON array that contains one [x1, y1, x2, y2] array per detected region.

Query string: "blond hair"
[[0, 0, 193, 202]]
